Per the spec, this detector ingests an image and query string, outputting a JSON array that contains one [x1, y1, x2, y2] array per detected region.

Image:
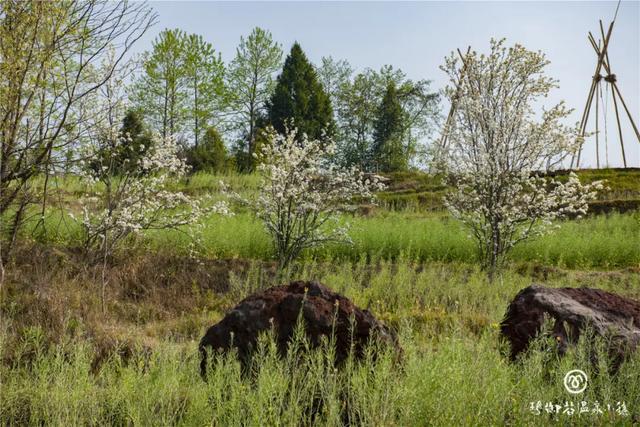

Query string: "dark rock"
[[500, 285, 640, 367], [199, 281, 399, 378]]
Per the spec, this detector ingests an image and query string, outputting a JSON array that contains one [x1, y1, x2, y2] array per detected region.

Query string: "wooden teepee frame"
[[571, 17, 640, 169], [438, 46, 471, 151]]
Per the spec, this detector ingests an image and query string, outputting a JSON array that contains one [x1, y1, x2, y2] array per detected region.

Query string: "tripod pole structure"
[[586, 29, 640, 152], [572, 20, 614, 169], [439, 46, 471, 150]]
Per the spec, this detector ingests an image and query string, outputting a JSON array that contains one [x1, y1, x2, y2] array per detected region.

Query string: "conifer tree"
[[186, 127, 228, 173], [372, 82, 407, 172], [268, 43, 335, 141]]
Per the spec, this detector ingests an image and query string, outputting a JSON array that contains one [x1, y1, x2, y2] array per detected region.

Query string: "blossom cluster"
[[75, 131, 230, 254], [244, 125, 385, 268], [438, 39, 603, 272]]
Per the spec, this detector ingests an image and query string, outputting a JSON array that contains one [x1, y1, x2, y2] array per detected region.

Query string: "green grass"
[[3, 169, 639, 425], [21, 169, 638, 270], [152, 210, 639, 269], [24, 208, 640, 269], [2, 260, 640, 426], [4, 328, 639, 425]]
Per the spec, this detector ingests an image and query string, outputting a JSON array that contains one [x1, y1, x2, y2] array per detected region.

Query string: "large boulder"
[[501, 285, 640, 366], [199, 281, 400, 378]]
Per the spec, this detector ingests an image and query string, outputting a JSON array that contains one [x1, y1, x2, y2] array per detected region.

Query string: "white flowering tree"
[[439, 39, 603, 278], [247, 125, 384, 270], [74, 51, 230, 312]]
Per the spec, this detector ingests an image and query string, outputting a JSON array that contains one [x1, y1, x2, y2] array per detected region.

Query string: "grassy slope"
[[22, 168, 640, 269], [2, 250, 639, 426], [2, 168, 640, 425]]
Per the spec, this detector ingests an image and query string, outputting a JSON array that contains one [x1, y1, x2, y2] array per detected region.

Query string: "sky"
[[134, 1, 640, 168]]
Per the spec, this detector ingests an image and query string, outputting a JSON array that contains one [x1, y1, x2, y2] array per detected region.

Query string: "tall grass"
[[149, 211, 639, 269], [2, 323, 638, 425], [23, 208, 639, 269], [3, 253, 640, 425]]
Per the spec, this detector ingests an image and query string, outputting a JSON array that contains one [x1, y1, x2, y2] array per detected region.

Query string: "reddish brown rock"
[[500, 285, 640, 366], [199, 281, 399, 377]]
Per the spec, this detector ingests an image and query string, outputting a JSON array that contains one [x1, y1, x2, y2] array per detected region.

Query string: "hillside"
[[377, 168, 640, 213]]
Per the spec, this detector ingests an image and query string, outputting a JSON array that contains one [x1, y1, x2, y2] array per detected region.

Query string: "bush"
[[185, 127, 229, 173]]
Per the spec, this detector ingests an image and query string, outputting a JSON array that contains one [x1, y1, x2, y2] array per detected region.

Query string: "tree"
[[334, 70, 379, 169], [185, 127, 228, 173], [0, 0, 155, 261], [93, 109, 152, 175], [183, 34, 226, 147], [267, 43, 335, 142], [227, 27, 282, 170], [131, 29, 188, 140], [243, 125, 383, 271], [75, 51, 230, 313], [119, 110, 153, 169], [372, 82, 407, 172], [331, 66, 438, 170], [439, 39, 603, 279], [316, 56, 352, 109]]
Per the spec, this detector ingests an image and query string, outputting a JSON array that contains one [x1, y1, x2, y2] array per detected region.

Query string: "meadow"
[[1, 169, 639, 426]]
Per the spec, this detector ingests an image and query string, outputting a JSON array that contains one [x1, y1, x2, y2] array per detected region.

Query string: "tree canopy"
[[267, 43, 335, 141]]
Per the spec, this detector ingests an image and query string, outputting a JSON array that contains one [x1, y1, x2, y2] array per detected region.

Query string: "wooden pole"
[[600, 20, 627, 167], [572, 74, 599, 168], [610, 87, 627, 167], [439, 46, 471, 150], [572, 20, 615, 169], [611, 82, 640, 143], [595, 79, 600, 168]]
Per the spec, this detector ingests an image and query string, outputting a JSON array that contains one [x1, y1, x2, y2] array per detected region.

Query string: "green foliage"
[[267, 43, 335, 141], [131, 29, 226, 145], [331, 66, 439, 170], [86, 110, 153, 177], [372, 82, 407, 172], [182, 33, 226, 146], [185, 127, 228, 173], [227, 27, 283, 171], [131, 28, 189, 139], [118, 109, 153, 173]]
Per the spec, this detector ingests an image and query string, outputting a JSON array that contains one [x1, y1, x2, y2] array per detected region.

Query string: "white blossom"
[[73, 48, 230, 257], [438, 39, 603, 277], [240, 125, 384, 269]]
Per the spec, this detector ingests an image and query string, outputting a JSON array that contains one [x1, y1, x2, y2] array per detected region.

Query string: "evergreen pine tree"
[[372, 82, 407, 172], [267, 43, 335, 141], [89, 109, 152, 175], [186, 127, 228, 173]]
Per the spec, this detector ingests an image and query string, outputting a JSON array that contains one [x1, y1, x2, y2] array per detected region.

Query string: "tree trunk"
[[194, 75, 199, 148]]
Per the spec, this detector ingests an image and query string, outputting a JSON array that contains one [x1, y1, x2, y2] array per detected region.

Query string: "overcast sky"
[[136, 1, 640, 168]]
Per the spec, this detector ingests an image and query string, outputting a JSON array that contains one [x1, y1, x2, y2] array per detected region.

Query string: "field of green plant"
[[1, 169, 640, 426]]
